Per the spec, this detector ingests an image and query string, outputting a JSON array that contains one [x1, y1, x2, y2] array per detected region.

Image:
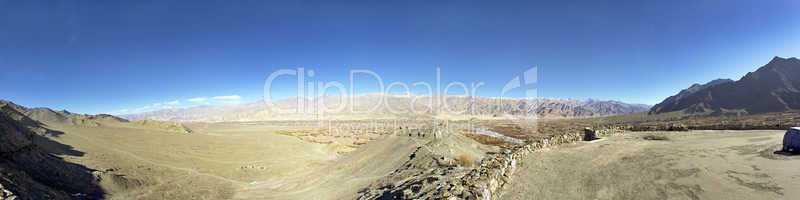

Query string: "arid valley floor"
[[29, 118, 800, 200], [40, 120, 412, 199]]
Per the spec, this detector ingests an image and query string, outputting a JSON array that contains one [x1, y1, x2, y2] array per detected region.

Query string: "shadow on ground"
[[1, 106, 105, 199], [773, 151, 800, 156]]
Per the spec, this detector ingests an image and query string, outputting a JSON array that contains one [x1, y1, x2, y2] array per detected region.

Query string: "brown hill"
[[0, 100, 129, 127], [650, 56, 800, 115], [0, 101, 102, 199], [0, 100, 192, 133], [131, 120, 192, 133]]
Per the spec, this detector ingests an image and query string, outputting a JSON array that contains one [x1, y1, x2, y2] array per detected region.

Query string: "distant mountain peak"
[[672, 78, 734, 100], [766, 56, 800, 67], [650, 56, 800, 115], [706, 78, 734, 85]]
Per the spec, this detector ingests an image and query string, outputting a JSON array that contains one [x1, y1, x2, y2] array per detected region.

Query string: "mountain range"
[[650, 56, 800, 115], [124, 96, 650, 122]]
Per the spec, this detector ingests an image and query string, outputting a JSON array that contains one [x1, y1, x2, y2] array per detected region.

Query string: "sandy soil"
[[235, 134, 421, 199], [502, 130, 800, 200], [39, 121, 422, 200]]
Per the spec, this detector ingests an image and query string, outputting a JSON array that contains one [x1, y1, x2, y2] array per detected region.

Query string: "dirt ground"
[[40, 121, 424, 200], [42, 118, 800, 200], [501, 130, 800, 200]]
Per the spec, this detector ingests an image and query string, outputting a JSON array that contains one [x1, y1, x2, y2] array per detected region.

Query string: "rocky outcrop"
[[651, 56, 800, 115], [458, 128, 623, 199], [357, 127, 626, 200]]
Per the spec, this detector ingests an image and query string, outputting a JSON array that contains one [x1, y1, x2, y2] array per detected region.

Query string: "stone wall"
[[356, 127, 626, 200], [443, 128, 625, 200]]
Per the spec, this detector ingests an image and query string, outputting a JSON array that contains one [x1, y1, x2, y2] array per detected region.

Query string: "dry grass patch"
[[456, 154, 476, 167], [464, 133, 515, 148], [275, 130, 312, 137]]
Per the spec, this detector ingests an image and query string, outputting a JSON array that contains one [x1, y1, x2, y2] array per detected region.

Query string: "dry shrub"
[[488, 123, 530, 139], [456, 154, 476, 167], [464, 133, 513, 148]]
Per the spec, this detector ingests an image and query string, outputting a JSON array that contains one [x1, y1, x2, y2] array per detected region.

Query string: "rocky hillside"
[[0, 100, 129, 127], [125, 96, 650, 122], [650, 56, 800, 115], [0, 100, 189, 133], [0, 101, 103, 199]]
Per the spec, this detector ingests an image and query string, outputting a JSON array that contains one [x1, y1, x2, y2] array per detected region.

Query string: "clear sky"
[[1, 0, 798, 114]]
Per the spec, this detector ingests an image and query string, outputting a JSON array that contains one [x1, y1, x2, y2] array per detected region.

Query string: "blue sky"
[[1, 0, 798, 114]]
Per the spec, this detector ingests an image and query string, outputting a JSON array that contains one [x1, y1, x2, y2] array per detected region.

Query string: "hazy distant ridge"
[[124, 96, 650, 122]]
